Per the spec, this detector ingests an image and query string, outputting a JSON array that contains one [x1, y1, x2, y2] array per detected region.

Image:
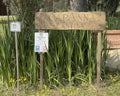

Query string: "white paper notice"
[[34, 32, 48, 52], [10, 22, 21, 32]]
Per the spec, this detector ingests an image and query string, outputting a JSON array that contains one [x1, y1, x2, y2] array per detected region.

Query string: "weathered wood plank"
[[35, 12, 106, 30], [97, 32, 101, 87], [106, 30, 120, 49]]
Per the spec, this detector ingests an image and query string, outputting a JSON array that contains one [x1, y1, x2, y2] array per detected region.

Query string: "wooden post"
[[97, 32, 101, 87], [40, 52, 43, 89], [39, 8, 44, 89], [15, 32, 19, 91]]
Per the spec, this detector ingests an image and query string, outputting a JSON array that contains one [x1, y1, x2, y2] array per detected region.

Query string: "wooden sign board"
[[35, 12, 106, 30], [106, 30, 120, 49]]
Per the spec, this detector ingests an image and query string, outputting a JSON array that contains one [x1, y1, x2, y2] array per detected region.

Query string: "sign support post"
[[39, 9, 44, 89], [10, 22, 21, 91], [39, 30, 44, 89], [40, 52, 43, 89], [15, 32, 19, 91], [97, 32, 102, 87]]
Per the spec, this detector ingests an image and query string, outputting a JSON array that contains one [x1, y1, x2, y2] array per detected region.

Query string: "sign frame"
[[10, 22, 21, 32], [35, 12, 106, 89], [34, 32, 48, 53]]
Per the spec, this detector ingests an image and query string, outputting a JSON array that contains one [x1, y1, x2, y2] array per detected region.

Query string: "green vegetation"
[[0, 0, 120, 95], [107, 17, 120, 29], [0, 74, 120, 96]]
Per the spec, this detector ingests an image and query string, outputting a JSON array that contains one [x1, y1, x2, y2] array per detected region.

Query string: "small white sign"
[[34, 32, 48, 52], [10, 22, 21, 32]]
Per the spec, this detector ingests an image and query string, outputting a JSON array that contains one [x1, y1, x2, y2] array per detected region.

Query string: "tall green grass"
[[43, 30, 97, 86], [107, 17, 120, 29], [0, 23, 15, 86]]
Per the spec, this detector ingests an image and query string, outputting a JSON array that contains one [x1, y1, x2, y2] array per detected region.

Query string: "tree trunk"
[[70, 0, 87, 12]]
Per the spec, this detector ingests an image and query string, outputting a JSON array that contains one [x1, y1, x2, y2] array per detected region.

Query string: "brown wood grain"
[[97, 32, 101, 87], [106, 30, 120, 49], [35, 12, 106, 30]]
